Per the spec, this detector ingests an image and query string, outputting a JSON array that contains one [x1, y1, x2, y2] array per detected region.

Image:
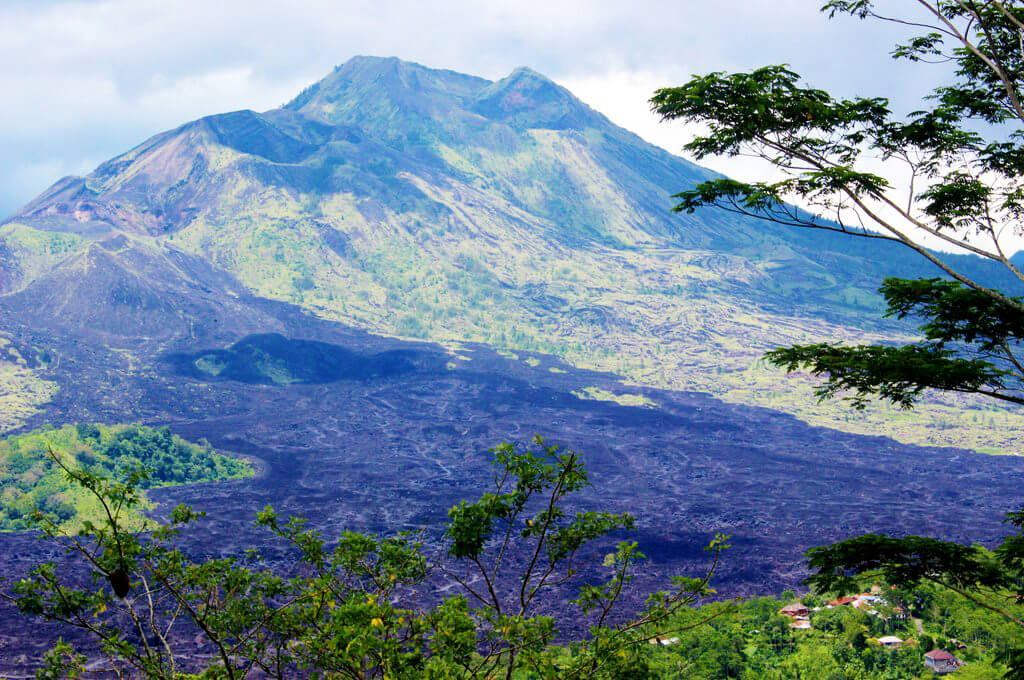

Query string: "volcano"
[[0, 57, 1022, 669]]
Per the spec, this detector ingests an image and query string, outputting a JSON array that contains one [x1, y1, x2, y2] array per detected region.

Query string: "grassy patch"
[[0, 353, 58, 435], [715, 361, 1024, 455], [195, 355, 227, 376], [0, 223, 89, 291], [0, 424, 251, 532], [572, 386, 657, 408]]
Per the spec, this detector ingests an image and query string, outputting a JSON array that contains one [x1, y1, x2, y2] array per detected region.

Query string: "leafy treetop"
[[6, 435, 730, 679], [0, 423, 250, 531], [654, 3, 1024, 677]]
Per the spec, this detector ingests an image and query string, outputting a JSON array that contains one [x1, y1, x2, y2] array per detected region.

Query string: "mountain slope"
[[2, 56, 1021, 451]]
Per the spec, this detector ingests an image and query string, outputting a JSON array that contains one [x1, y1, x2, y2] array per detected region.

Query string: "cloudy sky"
[[1, 0, 941, 220]]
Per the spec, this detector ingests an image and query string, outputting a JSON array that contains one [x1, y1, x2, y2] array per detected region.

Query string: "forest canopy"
[[0, 423, 250, 531]]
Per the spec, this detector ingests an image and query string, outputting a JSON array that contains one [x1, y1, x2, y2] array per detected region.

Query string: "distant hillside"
[[2, 56, 1021, 451]]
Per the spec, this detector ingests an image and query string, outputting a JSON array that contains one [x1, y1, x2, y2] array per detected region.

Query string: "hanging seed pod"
[[108, 568, 131, 598]]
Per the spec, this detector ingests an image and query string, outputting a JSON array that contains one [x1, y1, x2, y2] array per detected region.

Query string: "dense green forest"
[[606, 581, 1020, 679], [0, 423, 251, 531]]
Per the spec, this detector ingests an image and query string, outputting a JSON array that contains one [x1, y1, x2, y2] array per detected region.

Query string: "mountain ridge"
[[3, 55, 1022, 454]]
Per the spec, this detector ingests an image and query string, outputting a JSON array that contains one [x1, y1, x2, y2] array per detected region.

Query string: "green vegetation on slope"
[[0, 362, 57, 434], [163, 176, 1024, 454], [573, 385, 657, 408], [0, 336, 58, 434], [0, 423, 251, 531], [0, 222, 88, 294], [623, 578, 1024, 679]]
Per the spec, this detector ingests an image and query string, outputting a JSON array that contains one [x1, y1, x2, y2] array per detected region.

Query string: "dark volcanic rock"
[[163, 332, 444, 385], [1, 241, 281, 345], [0, 289, 1022, 671]]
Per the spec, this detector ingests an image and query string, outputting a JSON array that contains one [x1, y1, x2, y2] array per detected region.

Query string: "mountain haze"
[[2, 56, 1021, 451]]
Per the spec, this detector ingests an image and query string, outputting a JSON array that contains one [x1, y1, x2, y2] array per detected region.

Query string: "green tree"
[[652, 1, 1024, 409], [4, 437, 729, 678], [651, 1, 1024, 676]]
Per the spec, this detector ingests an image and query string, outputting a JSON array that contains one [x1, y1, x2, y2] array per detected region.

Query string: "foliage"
[[654, 1, 1024, 675], [0, 337, 59, 433], [5, 435, 729, 678], [806, 515, 1024, 677], [767, 276, 1024, 408], [0, 424, 250, 531], [653, 0, 1024, 408], [618, 579, 1024, 679]]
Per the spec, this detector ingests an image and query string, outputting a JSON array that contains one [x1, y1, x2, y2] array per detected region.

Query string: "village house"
[[877, 636, 903, 648], [827, 595, 857, 607], [826, 592, 889, 613], [855, 595, 883, 608], [779, 603, 809, 618], [779, 603, 812, 629], [924, 649, 962, 674]]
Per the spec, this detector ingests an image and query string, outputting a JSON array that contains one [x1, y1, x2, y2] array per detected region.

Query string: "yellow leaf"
[[371, 617, 384, 628]]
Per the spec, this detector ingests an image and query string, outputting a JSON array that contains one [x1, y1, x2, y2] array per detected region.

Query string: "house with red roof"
[[828, 595, 856, 607], [924, 649, 961, 674]]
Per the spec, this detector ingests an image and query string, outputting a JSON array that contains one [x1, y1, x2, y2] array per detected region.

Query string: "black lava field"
[[0, 296, 1021, 668]]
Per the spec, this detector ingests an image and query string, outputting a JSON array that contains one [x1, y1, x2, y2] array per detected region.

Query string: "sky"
[[0, 0, 947, 223]]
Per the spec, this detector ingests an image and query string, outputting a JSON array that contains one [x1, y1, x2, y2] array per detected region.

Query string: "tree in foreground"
[[5, 436, 728, 678], [652, 0, 1024, 676]]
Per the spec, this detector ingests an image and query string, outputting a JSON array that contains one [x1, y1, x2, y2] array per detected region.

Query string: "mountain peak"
[[281, 58, 606, 134], [283, 56, 490, 125], [470, 66, 604, 131], [507, 66, 547, 80]]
